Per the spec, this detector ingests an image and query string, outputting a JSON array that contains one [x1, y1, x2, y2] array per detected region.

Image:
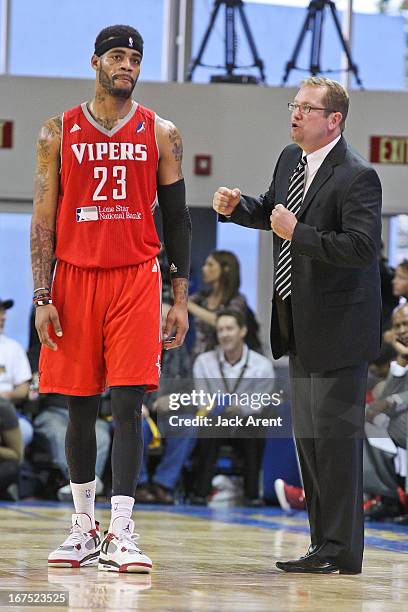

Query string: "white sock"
[[70, 480, 96, 528], [109, 495, 134, 534]]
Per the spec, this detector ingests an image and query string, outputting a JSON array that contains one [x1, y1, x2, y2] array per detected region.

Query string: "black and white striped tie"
[[275, 157, 307, 301]]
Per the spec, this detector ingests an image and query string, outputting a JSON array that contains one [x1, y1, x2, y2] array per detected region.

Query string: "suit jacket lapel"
[[297, 164, 333, 219], [297, 136, 347, 219]]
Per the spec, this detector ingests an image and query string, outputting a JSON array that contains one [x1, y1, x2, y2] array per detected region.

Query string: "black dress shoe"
[[276, 553, 339, 574], [301, 543, 321, 559]]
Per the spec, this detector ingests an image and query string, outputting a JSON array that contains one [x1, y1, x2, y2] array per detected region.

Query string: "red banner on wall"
[[0, 121, 13, 148], [370, 135, 408, 165]]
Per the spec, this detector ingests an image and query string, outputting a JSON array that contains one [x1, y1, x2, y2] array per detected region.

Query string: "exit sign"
[[0, 121, 13, 148], [370, 135, 408, 165]]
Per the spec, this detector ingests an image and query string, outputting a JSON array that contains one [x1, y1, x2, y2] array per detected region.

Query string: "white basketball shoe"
[[98, 517, 152, 573], [48, 513, 101, 568]]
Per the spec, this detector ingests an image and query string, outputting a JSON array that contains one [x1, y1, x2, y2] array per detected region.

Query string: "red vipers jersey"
[[55, 101, 161, 268]]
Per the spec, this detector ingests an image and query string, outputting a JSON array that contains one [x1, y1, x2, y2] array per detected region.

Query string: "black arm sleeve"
[[158, 178, 192, 279]]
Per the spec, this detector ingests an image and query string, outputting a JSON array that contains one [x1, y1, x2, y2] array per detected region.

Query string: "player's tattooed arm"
[[31, 115, 62, 289], [156, 116, 184, 184], [168, 124, 183, 163], [163, 278, 189, 349], [172, 278, 188, 305]]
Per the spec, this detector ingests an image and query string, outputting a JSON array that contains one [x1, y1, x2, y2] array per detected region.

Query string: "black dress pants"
[[289, 352, 368, 573]]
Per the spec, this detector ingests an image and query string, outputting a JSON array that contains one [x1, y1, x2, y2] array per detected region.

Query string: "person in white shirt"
[[0, 299, 32, 404], [0, 298, 30, 499], [192, 309, 275, 506], [0, 298, 33, 448]]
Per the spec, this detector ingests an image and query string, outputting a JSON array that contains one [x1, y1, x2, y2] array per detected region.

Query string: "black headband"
[[95, 36, 143, 58]]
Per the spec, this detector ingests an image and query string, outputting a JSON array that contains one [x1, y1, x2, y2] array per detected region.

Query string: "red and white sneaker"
[[48, 513, 101, 568], [274, 479, 306, 513], [98, 517, 152, 574]]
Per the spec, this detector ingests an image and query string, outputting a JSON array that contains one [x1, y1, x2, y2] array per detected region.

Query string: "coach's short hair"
[[301, 76, 349, 132]]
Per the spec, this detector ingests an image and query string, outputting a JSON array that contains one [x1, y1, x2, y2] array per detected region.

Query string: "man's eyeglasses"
[[288, 102, 334, 114]]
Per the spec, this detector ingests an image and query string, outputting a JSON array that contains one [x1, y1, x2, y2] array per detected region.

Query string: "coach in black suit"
[[213, 77, 382, 574]]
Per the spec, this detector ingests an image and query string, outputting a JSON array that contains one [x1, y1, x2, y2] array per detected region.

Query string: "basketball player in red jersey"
[[30, 25, 191, 573]]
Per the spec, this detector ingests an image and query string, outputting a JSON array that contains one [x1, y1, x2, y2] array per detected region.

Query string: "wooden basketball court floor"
[[0, 501, 407, 611]]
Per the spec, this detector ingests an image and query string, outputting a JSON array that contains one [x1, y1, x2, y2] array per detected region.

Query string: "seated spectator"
[[191, 310, 275, 506], [33, 393, 111, 500], [188, 250, 261, 360], [384, 260, 408, 345], [0, 398, 23, 499], [0, 298, 33, 449], [367, 342, 397, 398], [364, 303, 408, 523], [135, 302, 195, 504], [392, 259, 408, 304]]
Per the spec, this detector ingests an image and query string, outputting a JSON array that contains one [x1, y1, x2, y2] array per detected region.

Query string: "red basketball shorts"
[[39, 258, 162, 396]]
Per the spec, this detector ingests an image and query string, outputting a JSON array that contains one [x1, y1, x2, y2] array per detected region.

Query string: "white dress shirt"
[[302, 134, 341, 197]]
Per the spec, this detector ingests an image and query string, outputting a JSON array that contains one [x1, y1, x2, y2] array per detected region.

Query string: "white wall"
[[1, 75, 407, 212]]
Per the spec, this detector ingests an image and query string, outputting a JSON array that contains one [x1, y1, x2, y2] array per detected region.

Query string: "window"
[[8, 0, 164, 80]]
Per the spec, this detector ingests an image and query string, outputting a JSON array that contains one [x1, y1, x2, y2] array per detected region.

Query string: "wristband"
[[33, 291, 51, 302], [33, 287, 50, 294]]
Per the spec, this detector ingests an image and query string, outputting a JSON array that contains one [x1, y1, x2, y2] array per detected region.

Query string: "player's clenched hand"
[[35, 304, 63, 351], [163, 303, 189, 350], [212, 187, 241, 217]]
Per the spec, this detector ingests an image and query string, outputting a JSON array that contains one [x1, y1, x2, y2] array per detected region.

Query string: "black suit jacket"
[[222, 136, 382, 372]]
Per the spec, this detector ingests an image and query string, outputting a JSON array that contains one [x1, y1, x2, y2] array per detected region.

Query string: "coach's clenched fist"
[[270, 204, 297, 240], [213, 187, 241, 216]]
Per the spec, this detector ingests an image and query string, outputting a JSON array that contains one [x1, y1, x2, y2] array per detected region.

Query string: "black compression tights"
[[66, 387, 144, 495], [66, 395, 100, 484], [110, 386, 145, 497]]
